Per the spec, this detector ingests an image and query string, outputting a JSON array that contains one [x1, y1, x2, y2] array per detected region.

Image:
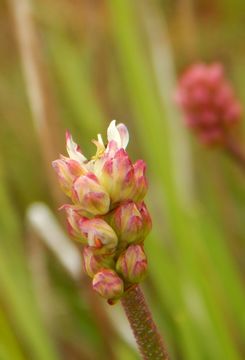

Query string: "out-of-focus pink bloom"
[[92, 269, 124, 300], [175, 62, 242, 145], [116, 244, 147, 283], [110, 201, 152, 245]]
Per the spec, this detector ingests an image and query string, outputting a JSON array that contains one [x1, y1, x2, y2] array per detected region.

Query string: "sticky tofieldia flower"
[[175, 62, 242, 146], [52, 120, 152, 303]]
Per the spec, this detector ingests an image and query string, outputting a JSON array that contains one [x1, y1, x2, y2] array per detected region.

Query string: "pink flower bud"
[[131, 160, 148, 202], [110, 201, 152, 245], [79, 218, 118, 254], [61, 205, 86, 242], [138, 202, 152, 236], [116, 244, 147, 283], [92, 269, 124, 300], [52, 156, 83, 197], [175, 62, 242, 146], [98, 148, 135, 204], [72, 173, 110, 216], [82, 246, 114, 278]]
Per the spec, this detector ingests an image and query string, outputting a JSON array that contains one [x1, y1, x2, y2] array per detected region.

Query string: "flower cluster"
[[52, 121, 151, 303], [175, 62, 242, 145]]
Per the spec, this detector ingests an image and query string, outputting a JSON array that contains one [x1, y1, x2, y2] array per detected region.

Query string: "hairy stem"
[[121, 285, 169, 360], [224, 137, 245, 173]]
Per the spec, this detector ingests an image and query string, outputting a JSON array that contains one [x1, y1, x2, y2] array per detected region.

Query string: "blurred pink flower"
[[175, 63, 242, 145]]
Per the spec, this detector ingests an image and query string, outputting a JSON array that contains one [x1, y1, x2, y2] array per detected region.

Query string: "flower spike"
[[52, 121, 170, 358], [53, 120, 152, 301]]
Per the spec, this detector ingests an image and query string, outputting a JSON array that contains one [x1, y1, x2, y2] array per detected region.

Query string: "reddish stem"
[[121, 285, 169, 360], [224, 137, 245, 173]]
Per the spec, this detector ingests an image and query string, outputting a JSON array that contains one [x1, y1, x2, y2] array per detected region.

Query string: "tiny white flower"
[[107, 120, 129, 150], [116, 123, 129, 149]]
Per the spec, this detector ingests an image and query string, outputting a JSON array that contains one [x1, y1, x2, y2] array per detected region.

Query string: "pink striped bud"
[[175, 62, 242, 145], [116, 244, 147, 283], [72, 173, 110, 216], [82, 246, 114, 278], [52, 156, 83, 197], [61, 205, 85, 242], [131, 160, 148, 202], [110, 201, 152, 244], [92, 269, 124, 300], [138, 202, 152, 234], [79, 218, 118, 254], [98, 148, 135, 204]]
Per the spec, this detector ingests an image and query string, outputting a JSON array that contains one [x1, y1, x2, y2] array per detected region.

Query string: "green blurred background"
[[0, 0, 245, 359]]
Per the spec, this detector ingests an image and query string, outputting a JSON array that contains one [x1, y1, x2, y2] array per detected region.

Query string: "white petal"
[[107, 120, 121, 147], [97, 133, 104, 146], [117, 123, 129, 149], [66, 131, 87, 164]]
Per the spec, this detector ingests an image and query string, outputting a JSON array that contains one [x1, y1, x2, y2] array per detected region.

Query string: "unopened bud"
[[61, 205, 85, 242], [72, 173, 110, 216], [82, 246, 114, 278], [52, 156, 83, 197], [97, 148, 135, 204], [116, 244, 147, 283], [110, 201, 152, 245], [92, 269, 124, 300], [79, 218, 118, 254], [132, 160, 148, 202], [137, 202, 152, 237]]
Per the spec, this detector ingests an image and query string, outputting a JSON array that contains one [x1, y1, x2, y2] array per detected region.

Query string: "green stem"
[[121, 285, 169, 360]]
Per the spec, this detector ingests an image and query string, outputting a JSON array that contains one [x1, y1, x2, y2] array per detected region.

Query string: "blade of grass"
[[0, 163, 59, 360], [107, 1, 243, 358], [0, 305, 26, 360]]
